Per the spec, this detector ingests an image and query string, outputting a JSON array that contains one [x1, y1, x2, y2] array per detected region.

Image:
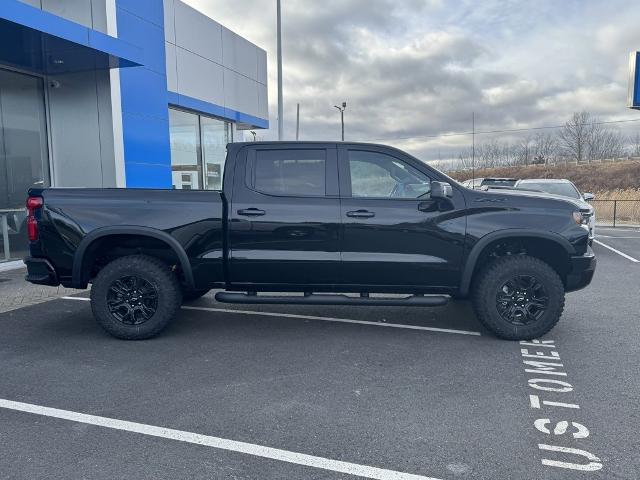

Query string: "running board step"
[[214, 292, 449, 307]]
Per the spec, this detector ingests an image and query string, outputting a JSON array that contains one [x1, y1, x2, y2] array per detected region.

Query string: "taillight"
[[26, 196, 43, 241]]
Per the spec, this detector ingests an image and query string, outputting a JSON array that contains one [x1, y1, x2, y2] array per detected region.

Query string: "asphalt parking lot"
[[1, 229, 639, 480]]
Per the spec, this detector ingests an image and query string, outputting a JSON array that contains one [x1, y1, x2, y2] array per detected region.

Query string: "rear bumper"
[[565, 246, 596, 292], [24, 257, 59, 286]]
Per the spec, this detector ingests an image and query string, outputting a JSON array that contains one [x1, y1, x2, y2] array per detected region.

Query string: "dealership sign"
[[628, 51, 640, 109]]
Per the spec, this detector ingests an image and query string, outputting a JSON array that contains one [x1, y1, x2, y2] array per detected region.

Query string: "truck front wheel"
[[472, 255, 565, 340], [90, 255, 182, 340]]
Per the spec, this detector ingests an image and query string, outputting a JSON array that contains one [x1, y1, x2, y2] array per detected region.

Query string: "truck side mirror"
[[431, 181, 453, 199], [582, 192, 595, 201]]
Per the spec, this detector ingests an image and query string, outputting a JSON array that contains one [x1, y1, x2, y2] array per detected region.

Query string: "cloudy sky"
[[183, 0, 640, 163]]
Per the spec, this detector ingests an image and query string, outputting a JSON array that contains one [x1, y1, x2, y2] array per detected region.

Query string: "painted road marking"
[[593, 239, 640, 262], [0, 398, 442, 480], [518, 340, 602, 472], [181, 305, 482, 336], [0, 260, 24, 273], [596, 235, 640, 239], [61, 297, 481, 336]]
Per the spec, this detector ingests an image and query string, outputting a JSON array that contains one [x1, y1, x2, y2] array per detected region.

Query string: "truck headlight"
[[573, 211, 589, 226]]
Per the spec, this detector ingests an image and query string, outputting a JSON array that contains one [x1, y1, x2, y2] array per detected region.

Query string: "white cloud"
[[182, 0, 640, 162]]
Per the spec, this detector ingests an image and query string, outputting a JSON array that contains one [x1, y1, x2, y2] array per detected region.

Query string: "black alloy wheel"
[[91, 255, 182, 340], [496, 275, 549, 326], [471, 255, 565, 340], [107, 275, 159, 325]]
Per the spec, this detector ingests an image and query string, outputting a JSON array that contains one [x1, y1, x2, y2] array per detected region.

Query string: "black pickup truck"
[[24, 142, 595, 341]]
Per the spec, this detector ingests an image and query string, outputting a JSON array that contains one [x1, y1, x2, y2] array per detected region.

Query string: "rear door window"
[[249, 149, 327, 197]]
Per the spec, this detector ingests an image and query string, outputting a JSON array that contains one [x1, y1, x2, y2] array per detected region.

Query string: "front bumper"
[[24, 257, 59, 286], [565, 246, 596, 292]]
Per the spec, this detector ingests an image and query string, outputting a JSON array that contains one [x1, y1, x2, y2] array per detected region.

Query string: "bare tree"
[[558, 112, 594, 163], [532, 132, 557, 164], [591, 128, 625, 160], [515, 136, 534, 166], [629, 132, 640, 157]]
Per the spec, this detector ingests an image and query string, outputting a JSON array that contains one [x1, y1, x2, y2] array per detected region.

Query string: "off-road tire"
[[472, 255, 565, 340], [182, 288, 210, 302], [90, 255, 182, 340]]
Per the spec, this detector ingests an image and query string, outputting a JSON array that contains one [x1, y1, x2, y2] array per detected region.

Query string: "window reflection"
[[169, 108, 232, 191]]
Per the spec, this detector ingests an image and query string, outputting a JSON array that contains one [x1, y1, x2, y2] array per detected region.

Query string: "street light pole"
[[334, 102, 346, 141], [471, 111, 475, 184], [276, 0, 283, 141]]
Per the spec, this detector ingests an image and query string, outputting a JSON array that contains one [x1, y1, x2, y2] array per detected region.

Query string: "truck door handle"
[[346, 210, 375, 218], [237, 208, 266, 217]]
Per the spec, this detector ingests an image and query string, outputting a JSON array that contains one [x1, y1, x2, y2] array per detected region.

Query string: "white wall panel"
[[224, 69, 259, 118], [222, 27, 257, 80], [165, 42, 177, 91], [163, 0, 175, 44], [174, 0, 222, 64], [176, 47, 224, 106], [257, 48, 267, 86], [257, 83, 268, 119]]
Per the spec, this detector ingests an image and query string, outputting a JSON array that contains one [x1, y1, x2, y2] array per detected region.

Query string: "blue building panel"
[[116, 0, 172, 188], [629, 52, 640, 110], [120, 68, 171, 120], [169, 92, 270, 129], [116, 8, 166, 75], [117, 0, 165, 28], [0, 0, 142, 74], [121, 112, 172, 188]]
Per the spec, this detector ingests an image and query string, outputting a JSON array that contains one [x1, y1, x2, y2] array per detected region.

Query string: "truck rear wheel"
[[90, 255, 182, 340], [472, 255, 565, 340]]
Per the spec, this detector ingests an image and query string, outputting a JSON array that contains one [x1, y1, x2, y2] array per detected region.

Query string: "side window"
[[250, 149, 326, 196], [348, 150, 431, 199]]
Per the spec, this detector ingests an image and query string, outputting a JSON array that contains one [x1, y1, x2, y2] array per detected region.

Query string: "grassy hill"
[[447, 160, 640, 199]]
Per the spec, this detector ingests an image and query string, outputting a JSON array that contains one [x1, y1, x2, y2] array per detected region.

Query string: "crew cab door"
[[338, 145, 465, 288], [228, 144, 341, 286]]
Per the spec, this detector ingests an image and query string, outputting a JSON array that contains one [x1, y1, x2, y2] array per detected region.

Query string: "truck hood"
[[478, 188, 593, 212]]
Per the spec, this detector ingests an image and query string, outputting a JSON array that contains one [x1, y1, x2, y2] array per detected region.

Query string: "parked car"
[[514, 179, 595, 239], [461, 177, 518, 189], [24, 142, 596, 341]]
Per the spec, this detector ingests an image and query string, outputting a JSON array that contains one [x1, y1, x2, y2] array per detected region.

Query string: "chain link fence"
[[589, 200, 640, 227]]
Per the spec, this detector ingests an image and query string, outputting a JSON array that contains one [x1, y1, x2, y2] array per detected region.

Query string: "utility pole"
[[295, 103, 300, 140], [471, 111, 475, 184], [334, 102, 346, 141], [276, 0, 283, 140]]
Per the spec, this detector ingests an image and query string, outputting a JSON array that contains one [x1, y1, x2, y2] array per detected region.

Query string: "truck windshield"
[[516, 182, 581, 199]]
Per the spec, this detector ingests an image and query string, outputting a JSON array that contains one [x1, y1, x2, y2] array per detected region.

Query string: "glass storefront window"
[[169, 107, 232, 191], [201, 116, 229, 190], [169, 109, 201, 190], [0, 68, 49, 262]]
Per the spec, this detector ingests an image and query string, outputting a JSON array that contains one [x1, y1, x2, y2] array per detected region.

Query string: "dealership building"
[[0, 0, 269, 261]]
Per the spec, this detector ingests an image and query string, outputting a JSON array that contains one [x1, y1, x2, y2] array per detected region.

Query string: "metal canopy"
[[0, 1, 142, 75]]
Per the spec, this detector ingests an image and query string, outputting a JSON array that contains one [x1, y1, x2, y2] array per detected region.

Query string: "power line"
[[367, 117, 640, 143]]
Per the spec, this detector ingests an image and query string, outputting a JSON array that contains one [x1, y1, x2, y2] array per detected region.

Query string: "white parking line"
[[182, 305, 481, 336], [593, 239, 640, 263], [0, 260, 24, 273], [61, 297, 481, 336], [0, 398, 442, 480], [596, 235, 640, 239]]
